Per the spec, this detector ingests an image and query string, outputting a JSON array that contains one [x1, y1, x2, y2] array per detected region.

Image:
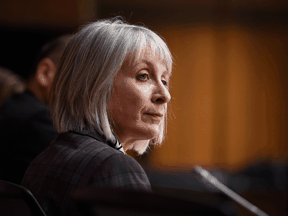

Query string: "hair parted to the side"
[[49, 17, 173, 154]]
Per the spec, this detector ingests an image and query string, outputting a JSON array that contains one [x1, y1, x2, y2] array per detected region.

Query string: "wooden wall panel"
[[152, 25, 215, 169], [226, 27, 269, 166], [150, 24, 288, 170]]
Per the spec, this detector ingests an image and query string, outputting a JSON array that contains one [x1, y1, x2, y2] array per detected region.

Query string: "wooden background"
[[1, 0, 288, 171]]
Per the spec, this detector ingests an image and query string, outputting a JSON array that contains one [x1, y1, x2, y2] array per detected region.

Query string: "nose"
[[151, 82, 171, 104]]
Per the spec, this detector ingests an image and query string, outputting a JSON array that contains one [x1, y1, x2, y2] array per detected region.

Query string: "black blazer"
[[0, 91, 58, 184], [22, 129, 152, 216]]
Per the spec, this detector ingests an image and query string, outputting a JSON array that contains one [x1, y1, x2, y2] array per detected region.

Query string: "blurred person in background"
[[0, 67, 25, 105], [22, 17, 172, 215], [0, 35, 71, 184]]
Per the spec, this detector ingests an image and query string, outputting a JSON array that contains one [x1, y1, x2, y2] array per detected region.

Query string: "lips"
[[142, 111, 164, 124], [145, 113, 163, 117], [144, 108, 164, 116], [143, 113, 163, 124]]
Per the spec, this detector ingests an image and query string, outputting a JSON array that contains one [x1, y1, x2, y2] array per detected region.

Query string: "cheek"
[[118, 80, 150, 108], [109, 83, 142, 120], [125, 84, 153, 113], [141, 85, 151, 94]]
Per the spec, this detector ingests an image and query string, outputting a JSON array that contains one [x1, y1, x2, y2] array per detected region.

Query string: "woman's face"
[[108, 50, 171, 145]]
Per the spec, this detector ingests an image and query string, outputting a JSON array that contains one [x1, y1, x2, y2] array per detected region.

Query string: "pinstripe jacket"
[[21, 129, 152, 216]]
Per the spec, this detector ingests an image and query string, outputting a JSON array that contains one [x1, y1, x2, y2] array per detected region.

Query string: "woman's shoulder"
[[93, 152, 152, 191], [50, 131, 146, 171], [30, 131, 151, 192], [51, 131, 126, 164], [58, 131, 148, 174]]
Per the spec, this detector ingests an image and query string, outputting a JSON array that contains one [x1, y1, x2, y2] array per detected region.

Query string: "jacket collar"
[[70, 128, 125, 154]]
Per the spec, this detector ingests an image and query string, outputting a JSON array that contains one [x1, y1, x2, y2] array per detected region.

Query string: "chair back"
[[0, 180, 46, 216]]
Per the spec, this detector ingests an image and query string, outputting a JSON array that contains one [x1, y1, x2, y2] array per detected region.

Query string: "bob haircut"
[[50, 17, 173, 154]]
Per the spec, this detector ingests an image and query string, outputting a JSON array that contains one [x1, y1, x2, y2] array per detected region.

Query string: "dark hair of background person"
[[27, 35, 72, 80]]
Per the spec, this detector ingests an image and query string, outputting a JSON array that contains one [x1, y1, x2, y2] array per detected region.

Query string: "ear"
[[35, 58, 56, 88]]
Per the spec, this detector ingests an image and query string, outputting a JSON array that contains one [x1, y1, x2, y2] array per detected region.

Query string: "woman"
[[22, 17, 172, 216]]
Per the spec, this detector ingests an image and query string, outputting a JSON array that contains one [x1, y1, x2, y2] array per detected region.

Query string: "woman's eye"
[[137, 74, 149, 81], [162, 80, 169, 87]]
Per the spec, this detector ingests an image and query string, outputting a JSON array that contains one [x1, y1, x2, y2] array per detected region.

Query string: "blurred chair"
[[75, 187, 236, 216], [0, 180, 46, 216], [0, 67, 25, 105]]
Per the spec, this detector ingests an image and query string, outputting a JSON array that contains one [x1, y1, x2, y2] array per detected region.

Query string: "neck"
[[27, 78, 48, 105], [115, 133, 137, 151]]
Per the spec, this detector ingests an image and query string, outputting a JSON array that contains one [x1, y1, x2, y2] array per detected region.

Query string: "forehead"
[[127, 47, 172, 76]]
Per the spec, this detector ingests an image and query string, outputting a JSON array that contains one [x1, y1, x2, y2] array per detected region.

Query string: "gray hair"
[[50, 17, 173, 154]]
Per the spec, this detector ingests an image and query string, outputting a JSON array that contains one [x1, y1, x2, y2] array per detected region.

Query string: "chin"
[[138, 126, 160, 140], [128, 140, 150, 155], [123, 121, 163, 154]]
